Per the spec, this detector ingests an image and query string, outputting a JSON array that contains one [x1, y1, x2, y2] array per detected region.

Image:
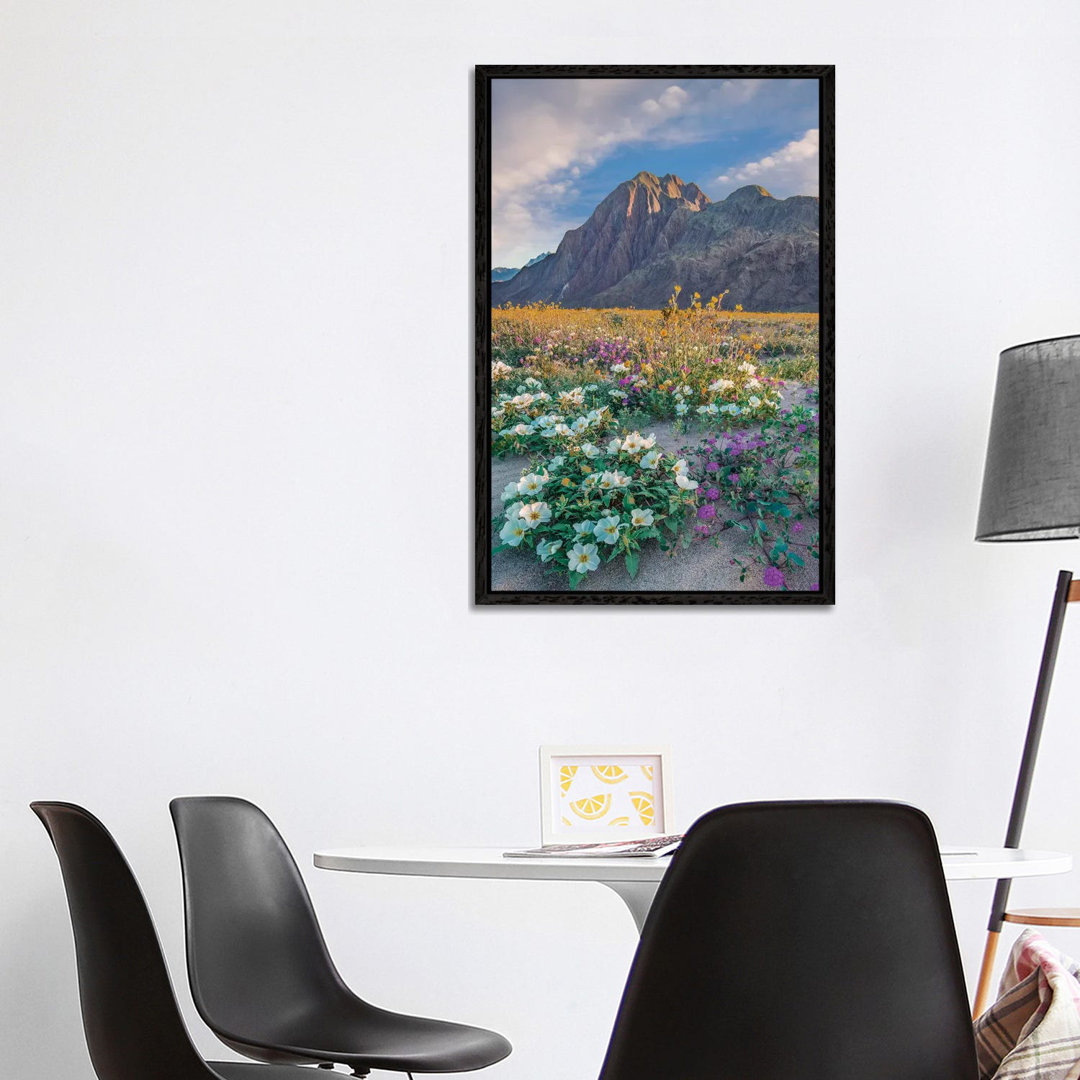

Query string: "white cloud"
[[715, 128, 819, 198], [642, 85, 689, 115], [659, 85, 689, 110]]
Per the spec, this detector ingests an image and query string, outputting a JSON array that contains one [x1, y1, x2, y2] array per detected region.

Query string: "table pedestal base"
[[601, 881, 659, 934]]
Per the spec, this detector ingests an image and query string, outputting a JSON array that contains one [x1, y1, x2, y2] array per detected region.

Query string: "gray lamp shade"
[[976, 334, 1080, 541]]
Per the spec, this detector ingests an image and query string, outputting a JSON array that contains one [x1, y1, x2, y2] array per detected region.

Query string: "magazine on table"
[[504, 834, 683, 859]]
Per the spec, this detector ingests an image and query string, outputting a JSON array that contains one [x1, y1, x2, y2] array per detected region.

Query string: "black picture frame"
[[476, 64, 834, 605]]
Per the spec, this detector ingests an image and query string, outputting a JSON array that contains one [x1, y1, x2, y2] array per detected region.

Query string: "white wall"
[[5, 1, 1080, 1076]]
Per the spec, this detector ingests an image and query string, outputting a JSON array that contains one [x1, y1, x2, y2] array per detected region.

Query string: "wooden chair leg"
[[973, 929, 1001, 1019]]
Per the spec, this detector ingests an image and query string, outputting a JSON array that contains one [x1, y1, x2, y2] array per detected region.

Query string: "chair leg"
[[973, 928, 1001, 1019]]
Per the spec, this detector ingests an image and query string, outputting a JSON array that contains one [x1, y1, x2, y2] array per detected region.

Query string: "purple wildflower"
[[728, 473, 740, 486], [792, 521, 804, 534], [697, 504, 717, 521], [705, 461, 720, 473], [763, 566, 785, 589], [705, 487, 720, 501], [797, 423, 807, 433]]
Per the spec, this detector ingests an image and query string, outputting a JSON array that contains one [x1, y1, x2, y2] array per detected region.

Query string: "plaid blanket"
[[975, 929, 1080, 1079]]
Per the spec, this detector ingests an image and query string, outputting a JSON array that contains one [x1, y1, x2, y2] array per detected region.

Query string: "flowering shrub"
[[681, 398, 820, 589], [491, 380, 616, 456], [493, 432, 699, 588]]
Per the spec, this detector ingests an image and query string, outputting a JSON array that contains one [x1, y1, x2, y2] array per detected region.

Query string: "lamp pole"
[[971, 569, 1075, 1017]]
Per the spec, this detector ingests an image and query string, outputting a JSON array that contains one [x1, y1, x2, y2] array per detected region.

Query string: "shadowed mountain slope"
[[493, 172, 818, 312]]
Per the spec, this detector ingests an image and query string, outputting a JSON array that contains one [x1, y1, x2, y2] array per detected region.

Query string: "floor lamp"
[[972, 334, 1080, 1018]]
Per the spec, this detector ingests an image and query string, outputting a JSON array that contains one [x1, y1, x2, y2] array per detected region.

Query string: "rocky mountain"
[[492, 172, 818, 312], [491, 252, 554, 282]]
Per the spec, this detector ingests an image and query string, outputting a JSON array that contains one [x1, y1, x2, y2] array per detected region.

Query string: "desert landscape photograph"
[[477, 68, 833, 603]]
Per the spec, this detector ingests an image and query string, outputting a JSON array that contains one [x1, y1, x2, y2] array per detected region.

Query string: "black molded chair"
[[169, 796, 511, 1077], [31, 801, 316, 1080], [597, 801, 979, 1080]]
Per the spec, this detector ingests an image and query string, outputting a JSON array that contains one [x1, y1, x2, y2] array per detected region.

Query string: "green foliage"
[[494, 434, 698, 587]]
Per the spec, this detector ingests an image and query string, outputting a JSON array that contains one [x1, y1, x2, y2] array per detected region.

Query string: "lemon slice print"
[[570, 793, 612, 821], [641, 764, 654, 781], [559, 765, 578, 794], [609, 816, 630, 827], [591, 764, 628, 785], [630, 791, 654, 827]]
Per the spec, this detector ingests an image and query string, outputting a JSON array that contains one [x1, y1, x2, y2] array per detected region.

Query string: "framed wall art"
[[476, 65, 834, 604], [539, 745, 672, 845]]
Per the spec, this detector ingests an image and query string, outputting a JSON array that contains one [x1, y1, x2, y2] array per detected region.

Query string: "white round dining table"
[[314, 845, 1073, 934]]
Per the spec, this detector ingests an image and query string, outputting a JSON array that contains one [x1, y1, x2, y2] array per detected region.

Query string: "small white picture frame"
[[539, 745, 673, 845]]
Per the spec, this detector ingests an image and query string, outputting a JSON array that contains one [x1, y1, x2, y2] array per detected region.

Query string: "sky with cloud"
[[491, 77, 819, 268]]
